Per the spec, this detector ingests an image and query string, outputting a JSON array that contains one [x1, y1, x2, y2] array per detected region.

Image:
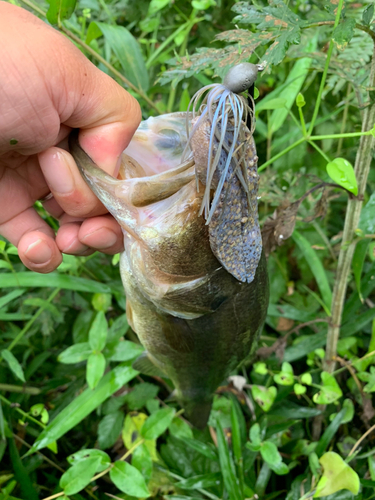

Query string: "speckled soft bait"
[[70, 63, 269, 428]]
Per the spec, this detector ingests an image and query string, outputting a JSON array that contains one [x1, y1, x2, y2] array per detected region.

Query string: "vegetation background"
[[1, 0, 375, 498]]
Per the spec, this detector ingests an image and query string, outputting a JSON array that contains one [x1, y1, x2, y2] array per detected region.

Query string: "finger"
[[38, 147, 108, 218], [56, 222, 94, 256], [79, 215, 123, 254], [56, 215, 123, 255], [0, 207, 62, 272]]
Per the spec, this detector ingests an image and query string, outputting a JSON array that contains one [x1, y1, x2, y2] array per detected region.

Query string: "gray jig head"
[[223, 62, 259, 94]]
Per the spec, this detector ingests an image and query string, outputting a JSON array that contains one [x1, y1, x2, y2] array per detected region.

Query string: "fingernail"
[[82, 228, 118, 249], [40, 150, 75, 194], [25, 239, 52, 264]]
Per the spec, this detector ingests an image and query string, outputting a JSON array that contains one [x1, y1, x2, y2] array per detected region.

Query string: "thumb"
[[38, 34, 142, 217]]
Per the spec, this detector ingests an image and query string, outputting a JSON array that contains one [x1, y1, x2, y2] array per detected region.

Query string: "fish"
[[70, 63, 269, 428]]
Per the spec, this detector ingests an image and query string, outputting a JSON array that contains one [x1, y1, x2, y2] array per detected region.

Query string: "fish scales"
[[70, 71, 269, 428]]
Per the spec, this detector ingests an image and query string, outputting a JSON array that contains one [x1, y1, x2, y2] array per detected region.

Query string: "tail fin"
[[183, 398, 213, 429]]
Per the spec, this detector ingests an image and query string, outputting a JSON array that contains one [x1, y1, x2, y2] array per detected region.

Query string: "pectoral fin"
[[132, 352, 166, 378]]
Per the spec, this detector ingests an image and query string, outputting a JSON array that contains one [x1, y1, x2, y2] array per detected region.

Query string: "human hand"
[[0, 3, 141, 273]]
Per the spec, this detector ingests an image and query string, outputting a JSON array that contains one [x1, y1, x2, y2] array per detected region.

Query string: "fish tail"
[[183, 398, 213, 429]]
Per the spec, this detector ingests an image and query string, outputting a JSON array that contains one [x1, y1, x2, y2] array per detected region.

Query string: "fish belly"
[[120, 241, 268, 428]]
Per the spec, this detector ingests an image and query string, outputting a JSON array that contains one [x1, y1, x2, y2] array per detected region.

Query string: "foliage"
[[1, 0, 375, 499]]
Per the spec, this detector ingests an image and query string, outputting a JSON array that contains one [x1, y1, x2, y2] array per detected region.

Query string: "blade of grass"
[[28, 364, 137, 453], [216, 421, 242, 500], [293, 230, 332, 312], [0, 272, 112, 293]]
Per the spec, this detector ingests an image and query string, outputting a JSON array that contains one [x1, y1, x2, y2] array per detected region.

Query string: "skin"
[[0, 3, 142, 273]]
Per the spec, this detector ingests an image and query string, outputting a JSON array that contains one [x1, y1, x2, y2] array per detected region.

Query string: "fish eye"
[[155, 129, 181, 149]]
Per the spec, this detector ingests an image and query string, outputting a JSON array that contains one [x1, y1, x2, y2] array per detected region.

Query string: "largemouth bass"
[[70, 63, 269, 428]]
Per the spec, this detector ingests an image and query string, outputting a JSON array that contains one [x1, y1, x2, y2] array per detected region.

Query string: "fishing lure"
[[183, 62, 262, 283]]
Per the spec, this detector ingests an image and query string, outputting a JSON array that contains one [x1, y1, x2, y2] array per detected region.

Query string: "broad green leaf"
[[332, 18, 356, 50], [274, 362, 294, 386], [358, 366, 375, 392], [359, 191, 375, 234], [301, 373, 313, 385], [126, 382, 159, 410], [89, 311, 108, 352], [250, 423, 261, 445], [326, 158, 358, 196], [183, 438, 218, 461], [139, 17, 159, 33], [313, 372, 342, 405], [293, 231, 332, 312], [141, 408, 175, 439], [269, 461, 289, 475], [131, 443, 153, 484], [363, 4, 374, 25], [329, 399, 354, 424], [46, 0, 77, 24], [296, 93, 306, 108], [110, 461, 150, 497], [72, 310, 94, 344], [98, 411, 124, 449], [29, 364, 138, 452], [60, 456, 100, 495], [92, 293, 112, 312], [86, 352, 106, 389], [108, 340, 144, 362], [294, 383, 306, 395], [1, 350, 25, 382], [58, 343, 92, 364], [254, 362, 268, 375], [270, 33, 317, 133], [260, 441, 281, 466], [192, 0, 216, 9], [257, 98, 286, 112], [314, 452, 359, 497], [148, 0, 170, 15], [0, 272, 111, 293], [269, 400, 321, 419], [88, 22, 149, 92], [169, 417, 193, 439], [268, 303, 315, 322], [251, 385, 277, 412], [122, 412, 158, 461], [67, 449, 111, 473], [107, 313, 129, 344], [216, 421, 242, 500], [176, 472, 222, 489]]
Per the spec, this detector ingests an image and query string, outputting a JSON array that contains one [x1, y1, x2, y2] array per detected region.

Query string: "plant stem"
[[308, 0, 345, 135], [337, 83, 352, 156], [307, 140, 331, 163], [311, 43, 375, 441], [310, 130, 373, 140], [324, 44, 375, 374], [348, 422, 375, 458], [0, 394, 44, 429], [258, 138, 305, 171], [0, 383, 41, 395]]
